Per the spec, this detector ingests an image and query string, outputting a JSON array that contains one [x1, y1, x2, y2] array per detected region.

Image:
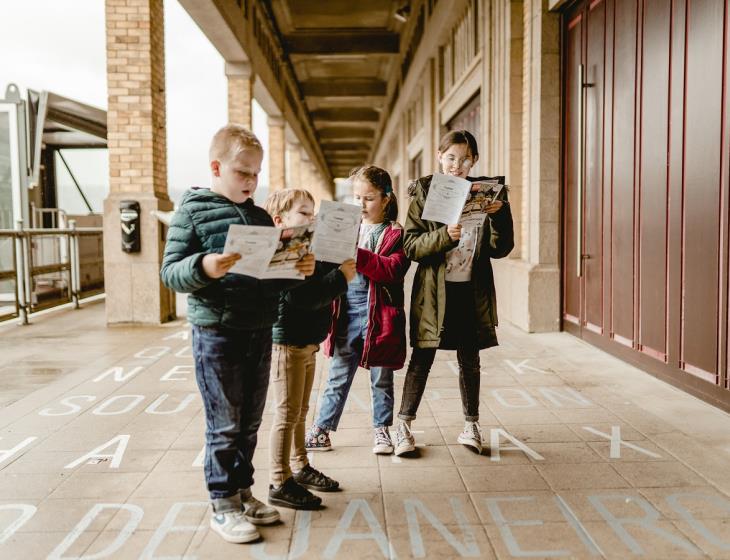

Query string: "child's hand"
[[295, 253, 316, 277], [202, 252, 241, 279], [338, 259, 357, 283], [486, 200, 504, 214], [447, 224, 462, 241]]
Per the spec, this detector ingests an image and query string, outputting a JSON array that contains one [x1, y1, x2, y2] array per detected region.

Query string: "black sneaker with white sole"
[[293, 464, 340, 492], [268, 478, 322, 510]]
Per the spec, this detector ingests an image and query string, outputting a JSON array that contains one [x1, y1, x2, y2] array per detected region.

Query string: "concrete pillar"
[[225, 61, 254, 128], [103, 0, 174, 325], [490, 0, 561, 332], [267, 116, 286, 192], [286, 140, 301, 187]]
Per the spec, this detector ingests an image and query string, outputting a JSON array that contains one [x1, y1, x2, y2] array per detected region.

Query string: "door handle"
[[577, 64, 585, 278]]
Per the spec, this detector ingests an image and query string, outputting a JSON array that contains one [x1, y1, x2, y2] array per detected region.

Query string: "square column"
[[286, 140, 301, 187], [225, 61, 254, 128], [103, 0, 174, 325], [267, 116, 286, 192]]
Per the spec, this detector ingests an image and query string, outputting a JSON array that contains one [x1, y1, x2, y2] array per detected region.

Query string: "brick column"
[[286, 140, 301, 187], [103, 0, 174, 324], [225, 61, 254, 128], [267, 116, 286, 192]]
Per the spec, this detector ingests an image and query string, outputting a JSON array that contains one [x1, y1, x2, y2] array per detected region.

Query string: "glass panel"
[[54, 148, 109, 215], [0, 112, 13, 229]]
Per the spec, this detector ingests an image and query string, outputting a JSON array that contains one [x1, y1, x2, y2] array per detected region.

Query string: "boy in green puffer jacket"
[[160, 125, 315, 545]]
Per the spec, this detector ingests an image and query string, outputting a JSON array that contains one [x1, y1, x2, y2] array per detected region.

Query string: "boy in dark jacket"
[[264, 189, 356, 509], [160, 125, 315, 545]]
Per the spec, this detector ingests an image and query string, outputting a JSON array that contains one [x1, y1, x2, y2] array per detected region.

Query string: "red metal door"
[[561, 0, 730, 410]]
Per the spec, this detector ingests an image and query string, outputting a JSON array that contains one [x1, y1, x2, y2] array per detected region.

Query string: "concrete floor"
[[1, 300, 730, 558]]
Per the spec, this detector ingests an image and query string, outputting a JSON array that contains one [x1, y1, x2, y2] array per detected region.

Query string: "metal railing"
[[0, 220, 104, 324]]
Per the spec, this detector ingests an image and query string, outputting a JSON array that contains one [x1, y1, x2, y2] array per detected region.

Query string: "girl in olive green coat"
[[394, 130, 514, 456]]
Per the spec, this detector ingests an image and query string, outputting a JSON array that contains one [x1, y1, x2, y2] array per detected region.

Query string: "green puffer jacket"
[[160, 188, 297, 331], [404, 175, 514, 348]]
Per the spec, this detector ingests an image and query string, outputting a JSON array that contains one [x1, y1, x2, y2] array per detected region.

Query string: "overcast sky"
[[0, 0, 270, 206]]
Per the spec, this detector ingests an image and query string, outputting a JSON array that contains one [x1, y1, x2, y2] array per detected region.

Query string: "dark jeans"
[[398, 345, 481, 422], [192, 324, 272, 500]]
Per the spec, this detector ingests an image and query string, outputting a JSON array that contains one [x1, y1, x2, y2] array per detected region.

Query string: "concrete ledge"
[[493, 257, 560, 333]]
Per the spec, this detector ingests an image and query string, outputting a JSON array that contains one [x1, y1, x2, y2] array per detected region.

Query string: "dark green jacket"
[[404, 175, 514, 348], [272, 262, 348, 346], [160, 188, 297, 331]]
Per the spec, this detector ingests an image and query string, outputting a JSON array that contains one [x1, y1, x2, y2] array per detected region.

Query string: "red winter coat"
[[324, 223, 410, 369]]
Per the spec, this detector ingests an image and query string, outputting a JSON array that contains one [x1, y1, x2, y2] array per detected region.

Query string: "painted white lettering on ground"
[[504, 359, 549, 375], [163, 330, 189, 341], [0, 504, 37, 544], [588, 494, 700, 555], [39, 395, 96, 416], [47, 503, 143, 560], [160, 365, 193, 382], [134, 346, 170, 359], [323, 499, 395, 559], [491, 388, 537, 408], [192, 446, 205, 468], [251, 511, 312, 560], [92, 395, 145, 416], [138, 501, 207, 559], [174, 345, 192, 358], [145, 393, 197, 415], [93, 366, 144, 383], [489, 429, 545, 461], [666, 493, 730, 550], [582, 426, 662, 459], [404, 497, 479, 557], [538, 388, 592, 407], [0, 437, 37, 466], [486, 496, 571, 557], [64, 435, 130, 469]]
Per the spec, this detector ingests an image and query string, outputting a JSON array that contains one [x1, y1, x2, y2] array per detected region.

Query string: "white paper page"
[[223, 224, 280, 278], [421, 173, 471, 224], [260, 224, 314, 280], [311, 200, 362, 264]]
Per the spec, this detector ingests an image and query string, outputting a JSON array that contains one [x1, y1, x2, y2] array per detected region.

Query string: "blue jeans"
[[192, 325, 272, 500], [316, 275, 394, 431]]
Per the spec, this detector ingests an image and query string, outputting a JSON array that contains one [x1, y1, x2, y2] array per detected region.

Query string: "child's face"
[[353, 178, 388, 224], [438, 143, 478, 179], [210, 147, 263, 203], [275, 199, 315, 228]]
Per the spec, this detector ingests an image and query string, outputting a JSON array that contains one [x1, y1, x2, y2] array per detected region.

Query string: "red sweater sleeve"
[[356, 245, 409, 284]]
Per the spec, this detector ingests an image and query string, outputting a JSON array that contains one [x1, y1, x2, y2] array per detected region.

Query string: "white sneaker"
[[457, 421, 483, 454], [209, 510, 260, 543], [240, 488, 280, 525], [394, 421, 416, 456], [372, 426, 394, 454]]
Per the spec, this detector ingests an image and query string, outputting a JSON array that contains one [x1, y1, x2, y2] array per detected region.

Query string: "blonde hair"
[[209, 124, 262, 162], [264, 188, 315, 217]]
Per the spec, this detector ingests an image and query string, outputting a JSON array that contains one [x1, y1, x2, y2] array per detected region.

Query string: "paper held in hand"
[[310, 200, 362, 264], [421, 173, 506, 225], [223, 223, 314, 279], [420, 173, 472, 224], [459, 180, 505, 228]]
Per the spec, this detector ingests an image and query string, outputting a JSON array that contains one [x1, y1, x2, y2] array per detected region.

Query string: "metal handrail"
[[0, 221, 104, 324]]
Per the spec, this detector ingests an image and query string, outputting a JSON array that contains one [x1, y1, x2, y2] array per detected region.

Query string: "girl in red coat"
[[305, 165, 410, 460]]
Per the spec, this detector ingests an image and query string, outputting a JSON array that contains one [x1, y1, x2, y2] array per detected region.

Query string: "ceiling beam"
[[302, 80, 387, 97], [284, 31, 400, 54], [318, 127, 375, 139], [319, 142, 372, 151], [311, 108, 380, 122]]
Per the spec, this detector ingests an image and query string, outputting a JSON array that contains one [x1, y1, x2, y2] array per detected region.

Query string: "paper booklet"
[[421, 173, 506, 225], [310, 200, 362, 264], [223, 223, 314, 279]]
